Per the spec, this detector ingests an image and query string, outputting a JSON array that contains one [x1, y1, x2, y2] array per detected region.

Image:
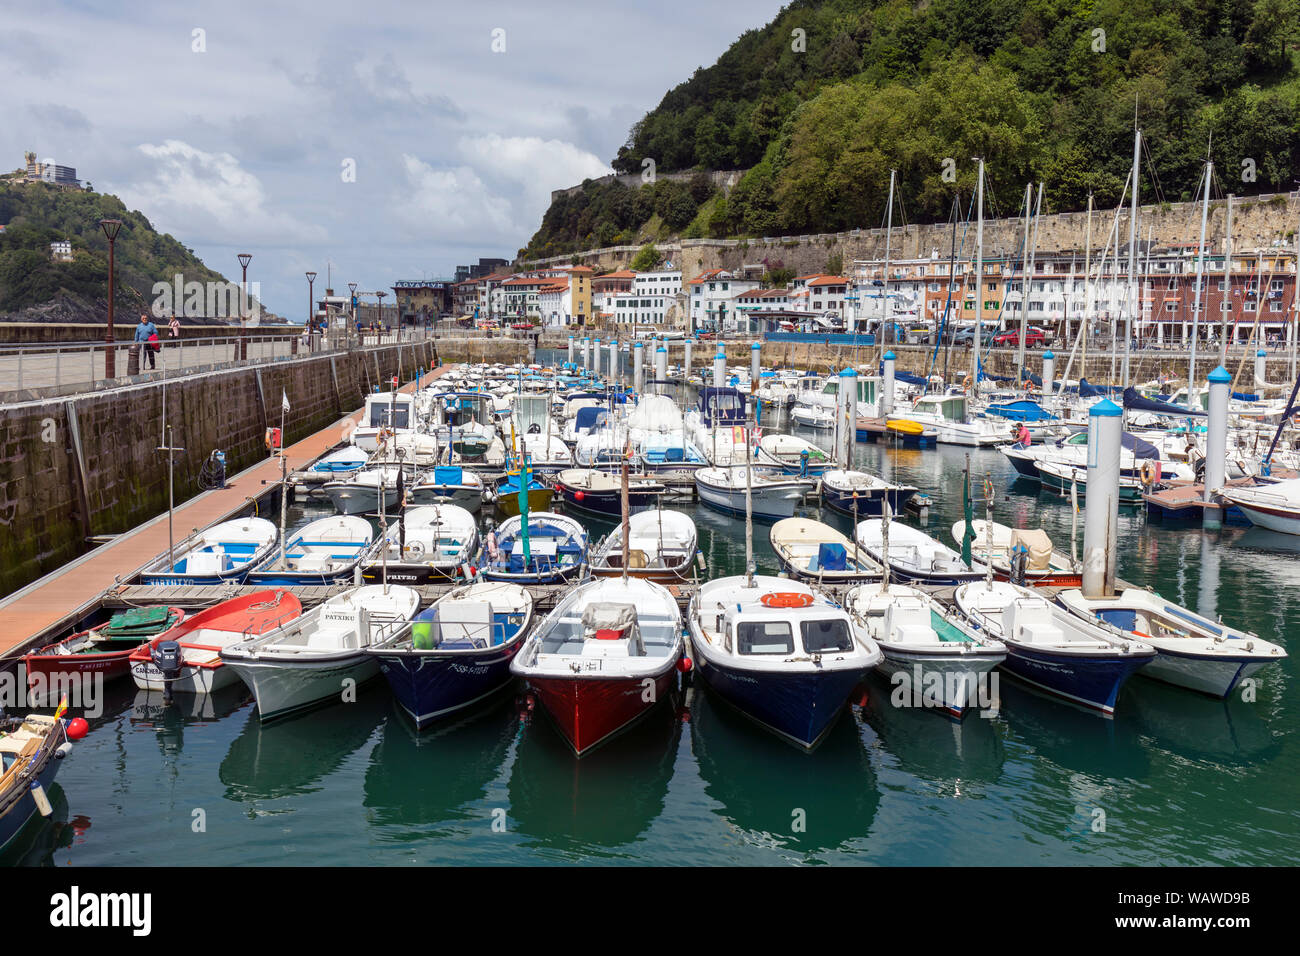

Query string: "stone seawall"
[[0, 340, 436, 598]]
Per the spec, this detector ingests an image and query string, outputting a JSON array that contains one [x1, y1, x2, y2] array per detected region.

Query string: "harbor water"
[[9, 377, 1298, 866]]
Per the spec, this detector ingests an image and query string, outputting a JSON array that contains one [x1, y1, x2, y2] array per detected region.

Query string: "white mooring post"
[[582, 337, 590, 370], [836, 366, 856, 466], [713, 349, 726, 388], [567, 335, 575, 365], [1203, 365, 1231, 529], [1254, 349, 1267, 388], [684, 339, 694, 384], [750, 342, 761, 386], [1042, 349, 1055, 398], [655, 343, 667, 385], [882, 350, 896, 417], [609, 340, 619, 384], [633, 341, 644, 393], [592, 338, 602, 377], [1082, 398, 1122, 598]]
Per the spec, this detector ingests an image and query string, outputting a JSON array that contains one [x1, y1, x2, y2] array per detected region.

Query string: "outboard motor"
[[151, 640, 183, 701], [1009, 544, 1029, 587]]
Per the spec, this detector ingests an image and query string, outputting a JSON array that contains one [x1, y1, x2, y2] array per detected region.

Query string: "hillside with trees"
[[523, 0, 1300, 257]]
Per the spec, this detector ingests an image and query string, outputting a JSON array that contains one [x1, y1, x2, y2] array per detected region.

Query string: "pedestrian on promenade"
[[168, 314, 180, 338], [135, 313, 158, 370]]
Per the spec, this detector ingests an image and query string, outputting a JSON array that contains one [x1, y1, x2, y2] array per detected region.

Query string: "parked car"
[[992, 327, 1048, 348], [951, 325, 996, 346]]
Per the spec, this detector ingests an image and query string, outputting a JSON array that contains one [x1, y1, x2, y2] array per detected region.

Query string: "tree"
[[631, 243, 662, 271]]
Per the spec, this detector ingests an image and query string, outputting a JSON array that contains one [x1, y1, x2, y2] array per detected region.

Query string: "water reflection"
[[129, 686, 251, 758], [998, 680, 1149, 780]]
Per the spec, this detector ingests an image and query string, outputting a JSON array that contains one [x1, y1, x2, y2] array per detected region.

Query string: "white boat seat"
[[186, 548, 231, 575]]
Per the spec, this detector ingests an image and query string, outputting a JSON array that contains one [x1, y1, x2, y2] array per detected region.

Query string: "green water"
[[9, 390, 1298, 866]]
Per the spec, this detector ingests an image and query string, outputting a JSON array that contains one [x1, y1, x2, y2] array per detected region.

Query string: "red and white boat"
[[128, 590, 302, 694], [23, 606, 185, 692], [510, 577, 683, 755]]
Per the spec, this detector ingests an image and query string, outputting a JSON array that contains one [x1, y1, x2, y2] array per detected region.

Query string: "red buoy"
[[574, 490, 585, 501], [65, 717, 89, 741], [676, 657, 693, 673]]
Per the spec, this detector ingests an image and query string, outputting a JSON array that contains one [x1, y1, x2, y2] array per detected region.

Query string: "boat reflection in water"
[[363, 698, 518, 834], [0, 783, 75, 867], [508, 696, 682, 854], [129, 685, 251, 758], [1125, 678, 1280, 766], [689, 685, 878, 857], [220, 692, 387, 802]]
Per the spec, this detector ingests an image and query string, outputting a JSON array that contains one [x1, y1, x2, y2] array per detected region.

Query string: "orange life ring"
[[760, 592, 814, 609], [1139, 459, 1160, 487]]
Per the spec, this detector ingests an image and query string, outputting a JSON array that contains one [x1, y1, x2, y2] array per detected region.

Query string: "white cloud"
[[117, 140, 322, 244], [398, 154, 516, 243], [457, 134, 612, 212]]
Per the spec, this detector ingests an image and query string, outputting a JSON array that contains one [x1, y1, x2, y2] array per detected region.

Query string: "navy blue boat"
[[369, 582, 535, 729], [820, 469, 917, 517], [687, 576, 882, 748], [0, 715, 73, 854], [479, 512, 589, 584]]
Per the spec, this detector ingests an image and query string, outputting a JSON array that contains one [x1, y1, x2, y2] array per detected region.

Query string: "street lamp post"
[[376, 291, 387, 343], [237, 253, 252, 360], [306, 271, 317, 352], [99, 219, 122, 378]]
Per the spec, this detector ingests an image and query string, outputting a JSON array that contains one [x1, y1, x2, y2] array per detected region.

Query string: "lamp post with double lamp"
[[99, 218, 122, 379], [348, 282, 358, 351], [305, 271, 317, 352], [376, 291, 387, 344], [237, 253, 252, 360]]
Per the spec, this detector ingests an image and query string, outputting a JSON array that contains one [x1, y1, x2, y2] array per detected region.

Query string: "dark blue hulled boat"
[[820, 469, 917, 517], [369, 582, 534, 728], [554, 467, 665, 517], [687, 576, 882, 748], [479, 512, 589, 584], [954, 581, 1155, 715], [0, 715, 73, 854]]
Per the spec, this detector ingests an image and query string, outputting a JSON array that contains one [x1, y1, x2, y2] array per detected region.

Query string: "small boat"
[[855, 519, 984, 585], [695, 466, 815, 521], [479, 512, 589, 584], [1035, 459, 1146, 502], [687, 575, 882, 748], [324, 464, 405, 515], [768, 518, 883, 584], [129, 589, 303, 694], [885, 419, 927, 437], [23, 606, 184, 692], [1218, 477, 1300, 535], [754, 434, 834, 475], [845, 584, 1006, 718], [361, 504, 479, 584], [1055, 587, 1287, 698], [307, 445, 368, 476], [953, 580, 1155, 714], [407, 465, 485, 512], [139, 517, 278, 586], [221, 585, 420, 721], [790, 403, 835, 430], [903, 394, 1007, 446], [511, 576, 684, 755], [820, 468, 917, 517], [590, 509, 699, 582], [950, 520, 1081, 587], [369, 581, 535, 728], [493, 469, 553, 517], [554, 467, 665, 517], [246, 515, 374, 586], [0, 714, 74, 854]]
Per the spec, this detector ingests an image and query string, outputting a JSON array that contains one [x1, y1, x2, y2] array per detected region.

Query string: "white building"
[[612, 269, 681, 327], [689, 269, 761, 331], [50, 239, 73, 262]]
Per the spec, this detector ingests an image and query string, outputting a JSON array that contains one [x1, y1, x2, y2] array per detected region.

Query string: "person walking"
[[168, 314, 180, 338], [134, 313, 158, 370]]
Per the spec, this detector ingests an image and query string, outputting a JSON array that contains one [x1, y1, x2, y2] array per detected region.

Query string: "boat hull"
[[225, 655, 379, 721], [407, 487, 484, 513], [129, 658, 241, 695], [374, 645, 521, 729], [874, 650, 1003, 719], [0, 741, 66, 854], [495, 488, 554, 517], [24, 646, 136, 688], [525, 668, 675, 755], [821, 485, 916, 517], [325, 485, 401, 516], [694, 656, 867, 749], [1227, 499, 1300, 535], [999, 645, 1150, 715], [555, 484, 661, 517], [696, 478, 807, 521]]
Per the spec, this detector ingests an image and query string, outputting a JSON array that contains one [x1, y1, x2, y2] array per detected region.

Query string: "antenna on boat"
[[378, 468, 389, 593], [621, 439, 631, 584], [984, 472, 995, 591]]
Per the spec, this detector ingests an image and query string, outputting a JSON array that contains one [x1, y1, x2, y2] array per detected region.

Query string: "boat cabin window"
[[368, 405, 410, 428], [737, 621, 794, 655], [801, 618, 853, 653]]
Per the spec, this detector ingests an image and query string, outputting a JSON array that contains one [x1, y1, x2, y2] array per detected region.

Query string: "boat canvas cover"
[[433, 466, 464, 485], [878, 363, 928, 387], [1010, 529, 1053, 571], [573, 406, 606, 432], [581, 602, 641, 648], [984, 400, 1058, 422], [1079, 378, 1122, 397], [1120, 432, 1161, 460], [1122, 387, 1206, 418]]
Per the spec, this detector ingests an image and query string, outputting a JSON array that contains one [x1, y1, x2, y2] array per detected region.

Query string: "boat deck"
[[0, 369, 447, 660]]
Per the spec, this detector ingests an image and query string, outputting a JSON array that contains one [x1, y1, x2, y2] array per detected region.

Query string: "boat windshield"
[[801, 618, 853, 653], [368, 405, 410, 428], [737, 621, 793, 655]]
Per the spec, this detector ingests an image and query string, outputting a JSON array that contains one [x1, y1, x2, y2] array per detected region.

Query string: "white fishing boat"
[[361, 504, 479, 584], [220, 585, 420, 721], [687, 575, 881, 748], [790, 402, 835, 430], [324, 464, 405, 515], [754, 433, 834, 474], [407, 464, 485, 512], [139, 517, 278, 586], [695, 466, 815, 521], [820, 468, 918, 517], [845, 583, 1006, 718], [353, 391, 416, 451], [590, 509, 698, 582], [949, 520, 1081, 586], [902, 394, 1006, 446], [855, 519, 984, 585], [247, 515, 375, 586], [769, 518, 883, 583], [1055, 587, 1287, 698], [511, 576, 684, 755]]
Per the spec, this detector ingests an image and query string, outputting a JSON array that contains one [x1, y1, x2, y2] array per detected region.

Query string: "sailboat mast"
[[1219, 194, 1235, 366], [1123, 125, 1141, 383], [1017, 182, 1033, 376], [973, 158, 984, 398], [744, 422, 754, 589], [1189, 159, 1213, 405], [883, 168, 896, 351]]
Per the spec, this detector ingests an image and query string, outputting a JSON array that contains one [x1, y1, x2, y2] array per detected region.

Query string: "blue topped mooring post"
[[567, 335, 575, 365], [1082, 398, 1122, 598], [592, 338, 602, 377], [882, 350, 896, 417], [713, 348, 726, 389], [1255, 349, 1267, 389], [655, 343, 668, 384], [609, 339, 619, 384], [582, 337, 590, 370], [1042, 350, 1055, 398], [750, 341, 761, 389], [836, 366, 857, 466], [1203, 365, 1231, 528], [633, 340, 644, 393]]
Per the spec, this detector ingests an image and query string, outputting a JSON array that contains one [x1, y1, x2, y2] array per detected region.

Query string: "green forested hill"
[[0, 180, 234, 318], [524, 0, 1300, 257]]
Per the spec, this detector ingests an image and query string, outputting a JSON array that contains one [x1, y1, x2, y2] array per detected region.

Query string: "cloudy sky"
[[3, 0, 787, 318]]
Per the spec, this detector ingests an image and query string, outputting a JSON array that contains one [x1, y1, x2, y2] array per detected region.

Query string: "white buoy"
[[655, 343, 668, 383], [633, 341, 644, 393], [836, 366, 856, 466], [882, 350, 896, 417], [1082, 398, 1122, 598], [750, 342, 761, 388], [567, 335, 575, 365], [684, 339, 694, 383], [713, 349, 726, 388], [1254, 349, 1267, 388], [1203, 365, 1231, 528], [1042, 349, 1055, 398], [609, 339, 619, 383]]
